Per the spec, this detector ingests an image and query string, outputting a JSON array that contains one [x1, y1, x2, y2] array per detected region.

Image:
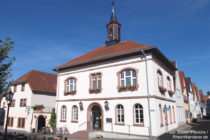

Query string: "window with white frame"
[[120, 69, 136, 87], [134, 104, 144, 124], [72, 105, 78, 121], [167, 76, 171, 91], [66, 78, 76, 92], [116, 105, 124, 123], [157, 70, 163, 87], [90, 73, 101, 89], [61, 105, 67, 121]]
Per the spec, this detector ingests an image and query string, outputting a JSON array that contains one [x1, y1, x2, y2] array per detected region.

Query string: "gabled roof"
[[191, 82, 196, 95], [11, 70, 57, 95], [195, 86, 200, 101], [203, 95, 210, 104], [54, 40, 176, 72], [185, 77, 192, 93], [179, 71, 186, 92], [199, 90, 204, 102]]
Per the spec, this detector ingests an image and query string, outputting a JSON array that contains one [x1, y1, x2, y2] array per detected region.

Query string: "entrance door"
[[37, 115, 46, 131], [91, 105, 101, 130]]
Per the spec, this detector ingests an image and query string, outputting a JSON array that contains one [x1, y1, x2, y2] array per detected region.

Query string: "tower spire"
[[105, 0, 121, 46], [110, 0, 117, 23], [112, 0, 115, 13]]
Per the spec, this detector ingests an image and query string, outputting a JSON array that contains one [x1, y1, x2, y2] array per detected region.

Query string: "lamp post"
[[4, 89, 14, 140], [79, 101, 83, 111], [104, 100, 109, 111]]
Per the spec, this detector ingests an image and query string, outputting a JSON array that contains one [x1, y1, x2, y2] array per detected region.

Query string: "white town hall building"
[[54, 2, 178, 138]]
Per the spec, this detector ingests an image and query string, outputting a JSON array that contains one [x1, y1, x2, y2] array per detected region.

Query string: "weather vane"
[[112, 0, 115, 12]]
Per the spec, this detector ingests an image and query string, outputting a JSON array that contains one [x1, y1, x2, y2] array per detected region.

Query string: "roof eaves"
[[151, 48, 177, 71], [53, 46, 154, 71]]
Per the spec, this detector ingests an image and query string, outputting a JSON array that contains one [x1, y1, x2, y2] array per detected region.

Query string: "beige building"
[[179, 71, 191, 123]]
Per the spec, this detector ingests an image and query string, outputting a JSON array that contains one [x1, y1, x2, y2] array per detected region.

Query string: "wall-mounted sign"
[[106, 118, 112, 123]]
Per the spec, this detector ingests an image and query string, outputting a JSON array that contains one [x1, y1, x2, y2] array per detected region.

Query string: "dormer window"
[[65, 77, 77, 95], [21, 84, 25, 91]]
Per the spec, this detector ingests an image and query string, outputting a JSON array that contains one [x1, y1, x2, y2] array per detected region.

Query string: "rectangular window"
[[20, 99, 27, 107], [90, 73, 102, 90], [17, 118, 25, 128], [10, 100, 15, 107], [21, 84, 25, 91], [8, 117, 14, 127]]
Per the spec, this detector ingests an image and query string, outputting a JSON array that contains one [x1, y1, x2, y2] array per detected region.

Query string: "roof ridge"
[[29, 69, 56, 76]]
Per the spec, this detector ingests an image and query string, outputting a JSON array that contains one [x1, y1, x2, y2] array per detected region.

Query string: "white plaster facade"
[[56, 52, 178, 137], [1, 83, 56, 133], [174, 64, 186, 125]]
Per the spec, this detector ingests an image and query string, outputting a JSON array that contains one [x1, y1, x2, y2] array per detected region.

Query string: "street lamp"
[[79, 101, 83, 111], [104, 100, 109, 111], [4, 89, 14, 140]]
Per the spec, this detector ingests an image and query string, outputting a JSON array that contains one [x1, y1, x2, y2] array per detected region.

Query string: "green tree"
[[0, 37, 15, 94], [49, 109, 56, 130]]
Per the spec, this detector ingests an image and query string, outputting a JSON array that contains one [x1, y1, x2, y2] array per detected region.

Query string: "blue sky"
[[0, 0, 209, 93]]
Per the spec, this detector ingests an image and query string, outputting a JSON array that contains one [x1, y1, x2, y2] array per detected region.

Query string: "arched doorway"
[[37, 115, 46, 131], [87, 103, 103, 130]]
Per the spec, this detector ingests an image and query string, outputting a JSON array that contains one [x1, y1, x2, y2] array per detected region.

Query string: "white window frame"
[[116, 105, 124, 123], [120, 69, 136, 87], [72, 106, 78, 121], [66, 78, 76, 92], [134, 104, 144, 124], [61, 106, 67, 121], [91, 73, 101, 89]]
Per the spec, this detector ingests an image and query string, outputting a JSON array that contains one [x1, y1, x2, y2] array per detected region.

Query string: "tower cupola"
[[105, 0, 121, 46]]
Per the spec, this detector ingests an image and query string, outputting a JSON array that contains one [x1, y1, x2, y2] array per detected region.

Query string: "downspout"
[[141, 50, 152, 137], [55, 68, 60, 129]]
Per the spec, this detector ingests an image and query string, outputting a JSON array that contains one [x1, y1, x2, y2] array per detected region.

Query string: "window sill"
[[17, 127, 25, 128], [71, 120, 78, 123], [159, 86, 166, 93], [133, 124, 144, 127], [115, 123, 125, 126], [118, 86, 137, 92], [64, 91, 77, 95], [89, 89, 101, 94], [168, 90, 174, 96], [60, 120, 67, 122]]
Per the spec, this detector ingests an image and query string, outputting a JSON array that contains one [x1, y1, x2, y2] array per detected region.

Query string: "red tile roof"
[[203, 95, 210, 104], [179, 71, 185, 92], [54, 40, 176, 71], [12, 70, 57, 95], [195, 86, 200, 101]]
